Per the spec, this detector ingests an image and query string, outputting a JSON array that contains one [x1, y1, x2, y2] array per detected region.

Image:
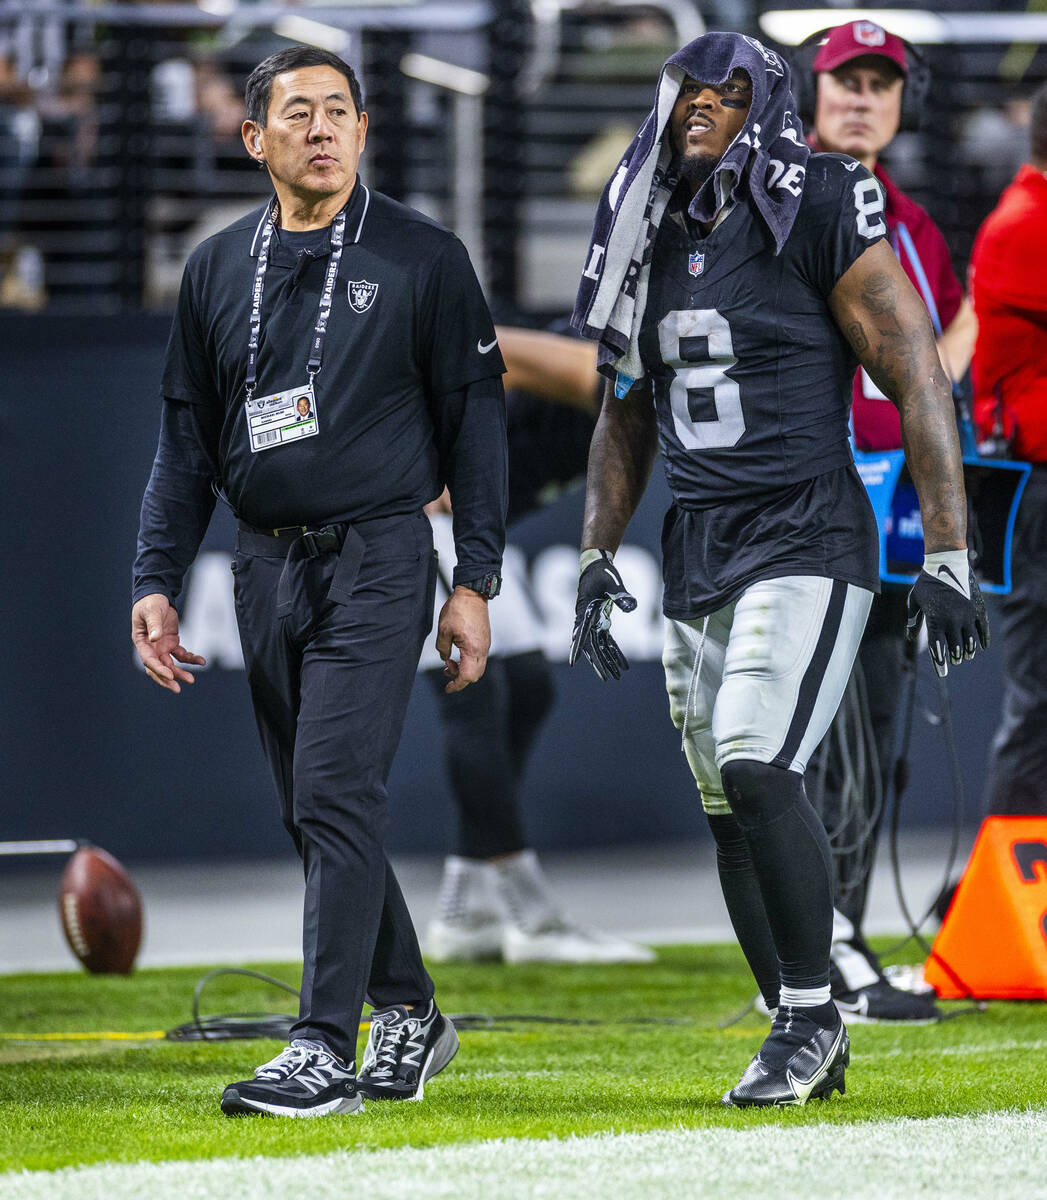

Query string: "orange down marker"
[[925, 817, 1047, 1000]]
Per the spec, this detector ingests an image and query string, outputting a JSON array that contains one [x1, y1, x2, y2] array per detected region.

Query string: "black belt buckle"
[[300, 525, 341, 558]]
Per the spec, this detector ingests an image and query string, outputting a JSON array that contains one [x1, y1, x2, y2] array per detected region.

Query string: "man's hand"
[[569, 549, 637, 681], [436, 586, 491, 693], [906, 551, 990, 677], [131, 593, 206, 693]]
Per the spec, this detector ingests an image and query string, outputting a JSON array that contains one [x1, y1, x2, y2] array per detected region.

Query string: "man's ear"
[[242, 120, 265, 161]]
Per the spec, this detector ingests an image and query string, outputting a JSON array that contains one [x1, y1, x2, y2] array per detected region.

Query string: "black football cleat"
[[220, 1039, 362, 1117], [356, 1000, 459, 1101], [723, 1006, 849, 1108]]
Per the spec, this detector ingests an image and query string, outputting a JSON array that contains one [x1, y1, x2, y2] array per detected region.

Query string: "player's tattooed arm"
[[581, 376, 658, 552], [829, 240, 967, 552]]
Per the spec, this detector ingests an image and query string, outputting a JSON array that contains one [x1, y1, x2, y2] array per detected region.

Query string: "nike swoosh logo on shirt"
[[477, 338, 498, 354]]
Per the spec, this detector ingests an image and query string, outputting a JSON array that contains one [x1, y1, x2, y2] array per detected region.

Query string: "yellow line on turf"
[[0, 1032, 166, 1041], [0, 1022, 375, 1042]]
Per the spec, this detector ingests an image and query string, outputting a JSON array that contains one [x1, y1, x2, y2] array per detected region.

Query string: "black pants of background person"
[[816, 588, 909, 941], [233, 510, 438, 1066], [985, 464, 1047, 817], [426, 650, 555, 858]]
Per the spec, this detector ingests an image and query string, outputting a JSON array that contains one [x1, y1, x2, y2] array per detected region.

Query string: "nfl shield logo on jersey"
[[688, 252, 705, 277], [348, 279, 379, 313]]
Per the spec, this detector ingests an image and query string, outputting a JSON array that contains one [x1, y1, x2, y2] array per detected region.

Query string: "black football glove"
[[569, 549, 637, 681], [906, 550, 990, 678]]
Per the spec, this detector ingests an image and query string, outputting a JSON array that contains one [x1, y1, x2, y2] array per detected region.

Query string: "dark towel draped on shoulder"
[[572, 33, 810, 387]]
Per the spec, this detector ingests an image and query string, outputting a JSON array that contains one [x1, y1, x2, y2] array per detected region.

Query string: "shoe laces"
[[755, 1007, 825, 1069], [254, 1039, 330, 1081], [367, 1017, 420, 1079]]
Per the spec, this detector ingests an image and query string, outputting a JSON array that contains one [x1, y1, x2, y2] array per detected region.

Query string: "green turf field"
[[3, 945, 1046, 1188]]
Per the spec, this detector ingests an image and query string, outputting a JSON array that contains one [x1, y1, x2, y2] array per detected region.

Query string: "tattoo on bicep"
[[847, 322, 869, 354], [856, 269, 921, 398], [860, 271, 895, 316]]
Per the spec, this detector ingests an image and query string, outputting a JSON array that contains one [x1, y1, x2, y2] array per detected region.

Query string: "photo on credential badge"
[[294, 393, 313, 422]]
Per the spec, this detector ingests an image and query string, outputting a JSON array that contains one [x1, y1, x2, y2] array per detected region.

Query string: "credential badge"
[[688, 251, 705, 277], [347, 279, 379, 313]]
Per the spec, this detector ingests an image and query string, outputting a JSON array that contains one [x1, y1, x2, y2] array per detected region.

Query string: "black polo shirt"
[[162, 182, 504, 528], [135, 183, 507, 604]]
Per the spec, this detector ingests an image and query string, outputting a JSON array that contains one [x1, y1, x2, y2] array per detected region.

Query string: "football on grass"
[[58, 845, 143, 974]]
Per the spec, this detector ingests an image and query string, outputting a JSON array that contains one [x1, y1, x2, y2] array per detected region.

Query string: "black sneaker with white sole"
[[220, 1038, 362, 1117], [834, 978, 941, 1023], [356, 1000, 459, 1101], [723, 1005, 849, 1108]]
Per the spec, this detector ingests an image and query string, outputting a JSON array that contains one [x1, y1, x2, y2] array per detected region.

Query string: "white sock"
[[778, 985, 832, 1008], [435, 855, 500, 925], [492, 849, 561, 934]]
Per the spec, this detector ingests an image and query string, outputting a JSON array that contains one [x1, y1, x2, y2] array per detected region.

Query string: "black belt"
[[236, 519, 364, 617], [237, 519, 346, 559]]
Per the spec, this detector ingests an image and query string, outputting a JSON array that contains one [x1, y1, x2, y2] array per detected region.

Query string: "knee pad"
[[720, 757, 803, 830]]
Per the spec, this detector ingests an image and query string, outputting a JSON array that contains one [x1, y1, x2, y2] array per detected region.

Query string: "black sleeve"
[[132, 399, 221, 607], [161, 257, 221, 406], [803, 160, 888, 296], [421, 236, 506, 394], [430, 375, 508, 587]]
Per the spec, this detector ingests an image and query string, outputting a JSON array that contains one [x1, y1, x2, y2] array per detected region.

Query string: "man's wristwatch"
[[456, 572, 501, 599]]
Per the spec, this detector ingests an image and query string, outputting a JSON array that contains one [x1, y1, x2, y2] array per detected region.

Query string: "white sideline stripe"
[[4, 1109, 1046, 1199]]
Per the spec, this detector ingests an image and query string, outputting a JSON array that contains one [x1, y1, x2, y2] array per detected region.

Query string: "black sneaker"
[[220, 1038, 362, 1117], [723, 1006, 849, 1108], [356, 1000, 459, 1101], [834, 978, 941, 1024]]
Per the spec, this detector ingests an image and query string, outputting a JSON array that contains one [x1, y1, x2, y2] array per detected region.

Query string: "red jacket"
[[970, 165, 1047, 463], [851, 164, 964, 450]]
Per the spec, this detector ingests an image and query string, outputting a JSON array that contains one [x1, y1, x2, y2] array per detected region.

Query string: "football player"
[[570, 32, 987, 1107]]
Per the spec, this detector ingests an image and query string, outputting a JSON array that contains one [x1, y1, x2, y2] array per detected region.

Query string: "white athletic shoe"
[[502, 919, 656, 964], [426, 915, 505, 962]]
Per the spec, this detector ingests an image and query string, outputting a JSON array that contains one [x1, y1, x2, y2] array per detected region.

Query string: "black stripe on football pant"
[[770, 579, 848, 770]]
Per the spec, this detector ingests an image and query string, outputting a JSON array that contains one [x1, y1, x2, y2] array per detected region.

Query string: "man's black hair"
[[245, 46, 364, 126], [1032, 82, 1047, 166]]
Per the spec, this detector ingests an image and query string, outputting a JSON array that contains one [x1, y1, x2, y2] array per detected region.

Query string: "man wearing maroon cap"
[[805, 21, 976, 1024]]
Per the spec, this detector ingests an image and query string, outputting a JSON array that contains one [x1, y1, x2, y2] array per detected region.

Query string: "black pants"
[[232, 510, 437, 1064], [985, 465, 1047, 816], [427, 650, 555, 859]]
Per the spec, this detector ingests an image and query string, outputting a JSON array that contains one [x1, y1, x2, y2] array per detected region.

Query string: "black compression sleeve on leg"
[[707, 813, 780, 1010], [721, 758, 834, 994], [504, 651, 556, 777], [428, 658, 528, 859]]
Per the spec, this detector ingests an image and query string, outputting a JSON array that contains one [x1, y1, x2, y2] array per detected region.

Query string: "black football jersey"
[[639, 154, 886, 617]]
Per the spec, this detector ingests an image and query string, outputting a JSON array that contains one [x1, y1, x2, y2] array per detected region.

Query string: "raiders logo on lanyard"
[[243, 201, 346, 454]]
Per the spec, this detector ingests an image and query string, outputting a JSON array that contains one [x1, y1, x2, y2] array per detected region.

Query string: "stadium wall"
[[0, 315, 1005, 863]]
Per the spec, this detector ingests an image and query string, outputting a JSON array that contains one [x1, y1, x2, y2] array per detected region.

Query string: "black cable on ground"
[[166, 967, 300, 1041], [165, 967, 693, 1041], [884, 642, 973, 966]]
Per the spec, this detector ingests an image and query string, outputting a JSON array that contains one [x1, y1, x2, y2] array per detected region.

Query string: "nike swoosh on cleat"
[[834, 993, 870, 1018], [477, 337, 498, 354], [785, 1025, 845, 1101]]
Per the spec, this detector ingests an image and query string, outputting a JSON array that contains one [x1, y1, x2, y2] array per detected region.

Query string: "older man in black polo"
[[131, 45, 507, 1117]]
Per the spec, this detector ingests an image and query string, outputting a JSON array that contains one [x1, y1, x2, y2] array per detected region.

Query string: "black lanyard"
[[245, 200, 347, 401]]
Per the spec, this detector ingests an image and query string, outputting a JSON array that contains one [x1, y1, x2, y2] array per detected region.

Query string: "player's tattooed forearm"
[[846, 322, 869, 353], [582, 391, 657, 547], [899, 387, 967, 548]]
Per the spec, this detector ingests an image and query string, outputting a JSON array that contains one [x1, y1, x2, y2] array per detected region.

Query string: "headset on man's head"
[[790, 28, 931, 134]]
